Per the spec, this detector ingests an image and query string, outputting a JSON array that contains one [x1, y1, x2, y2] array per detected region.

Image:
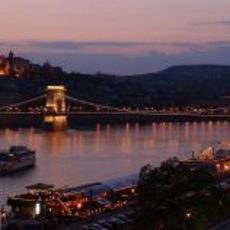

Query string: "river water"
[[0, 121, 229, 204]]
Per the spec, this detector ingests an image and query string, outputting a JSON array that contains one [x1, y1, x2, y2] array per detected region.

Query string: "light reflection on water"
[[0, 121, 229, 203]]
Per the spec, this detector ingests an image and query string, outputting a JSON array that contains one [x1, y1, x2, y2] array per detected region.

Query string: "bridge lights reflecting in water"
[[43, 115, 67, 130]]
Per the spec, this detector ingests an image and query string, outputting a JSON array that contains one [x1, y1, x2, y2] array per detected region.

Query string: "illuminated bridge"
[[0, 85, 230, 129], [0, 85, 132, 114]]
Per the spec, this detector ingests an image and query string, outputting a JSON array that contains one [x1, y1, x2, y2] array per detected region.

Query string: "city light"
[[224, 164, 230, 171], [0, 69, 5, 76], [185, 211, 192, 219], [35, 203, 41, 215], [77, 203, 82, 209]]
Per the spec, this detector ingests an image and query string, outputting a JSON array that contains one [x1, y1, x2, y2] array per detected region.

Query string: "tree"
[[135, 157, 219, 230]]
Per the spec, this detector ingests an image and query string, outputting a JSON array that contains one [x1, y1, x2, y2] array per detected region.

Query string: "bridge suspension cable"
[[65, 95, 125, 112], [0, 94, 46, 111]]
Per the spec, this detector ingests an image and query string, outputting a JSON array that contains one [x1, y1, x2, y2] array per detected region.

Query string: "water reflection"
[[1, 121, 230, 204], [106, 123, 111, 137]]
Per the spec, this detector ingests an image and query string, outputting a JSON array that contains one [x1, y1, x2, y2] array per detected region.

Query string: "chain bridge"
[[0, 85, 230, 129]]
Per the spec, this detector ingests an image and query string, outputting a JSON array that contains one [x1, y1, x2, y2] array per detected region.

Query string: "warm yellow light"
[[223, 164, 230, 171], [0, 69, 5, 75], [54, 116, 67, 122], [77, 203, 82, 209], [185, 212, 192, 218], [44, 116, 55, 122], [44, 116, 67, 123], [47, 85, 65, 91]]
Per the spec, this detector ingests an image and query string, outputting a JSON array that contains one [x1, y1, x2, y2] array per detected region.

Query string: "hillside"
[[1, 64, 230, 108]]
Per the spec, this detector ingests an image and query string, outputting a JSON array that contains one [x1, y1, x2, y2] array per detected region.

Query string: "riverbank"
[[1, 112, 230, 128]]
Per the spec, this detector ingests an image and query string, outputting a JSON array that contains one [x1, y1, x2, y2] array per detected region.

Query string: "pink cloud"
[[79, 43, 191, 57]]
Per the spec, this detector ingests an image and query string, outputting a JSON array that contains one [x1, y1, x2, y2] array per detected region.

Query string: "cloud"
[[0, 40, 203, 57], [192, 20, 230, 26], [0, 40, 230, 75], [216, 20, 230, 25]]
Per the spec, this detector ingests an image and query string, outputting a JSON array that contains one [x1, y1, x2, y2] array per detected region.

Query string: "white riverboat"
[[0, 146, 36, 175], [184, 142, 230, 173], [198, 141, 230, 160]]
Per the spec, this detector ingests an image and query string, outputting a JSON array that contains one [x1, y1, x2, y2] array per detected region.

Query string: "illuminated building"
[[0, 51, 30, 78]]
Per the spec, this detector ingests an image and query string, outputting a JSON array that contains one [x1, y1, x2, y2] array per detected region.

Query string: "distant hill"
[[1, 64, 230, 108], [124, 65, 230, 107]]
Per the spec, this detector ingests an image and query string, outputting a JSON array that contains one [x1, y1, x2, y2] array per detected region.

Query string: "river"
[[0, 121, 229, 204]]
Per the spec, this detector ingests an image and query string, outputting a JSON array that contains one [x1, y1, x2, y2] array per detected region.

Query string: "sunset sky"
[[0, 0, 230, 74]]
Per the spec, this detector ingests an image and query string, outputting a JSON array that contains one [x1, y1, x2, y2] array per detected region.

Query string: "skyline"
[[0, 0, 230, 74]]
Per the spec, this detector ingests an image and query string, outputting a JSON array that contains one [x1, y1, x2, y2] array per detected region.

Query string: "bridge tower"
[[45, 85, 66, 113], [43, 85, 67, 130]]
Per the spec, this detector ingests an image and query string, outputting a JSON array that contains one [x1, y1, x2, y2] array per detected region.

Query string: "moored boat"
[[184, 142, 230, 173], [0, 146, 36, 175]]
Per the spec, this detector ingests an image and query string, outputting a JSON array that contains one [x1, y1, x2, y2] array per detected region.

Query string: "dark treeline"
[[135, 158, 230, 229], [1, 61, 230, 108]]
